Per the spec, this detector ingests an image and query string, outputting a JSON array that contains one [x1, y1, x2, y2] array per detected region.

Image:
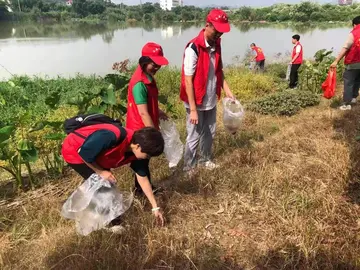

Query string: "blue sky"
[[115, 0, 333, 7]]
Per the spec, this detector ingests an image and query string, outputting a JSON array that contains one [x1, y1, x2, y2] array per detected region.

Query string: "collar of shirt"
[[204, 37, 216, 53]]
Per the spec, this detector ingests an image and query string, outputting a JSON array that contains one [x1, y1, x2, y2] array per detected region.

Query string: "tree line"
[[0, 1, 359, 23]]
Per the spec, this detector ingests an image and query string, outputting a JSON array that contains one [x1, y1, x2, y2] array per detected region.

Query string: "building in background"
[[160, 0, 182, 11], [161, 25, 182, 39], [338, 0, 353, 5]]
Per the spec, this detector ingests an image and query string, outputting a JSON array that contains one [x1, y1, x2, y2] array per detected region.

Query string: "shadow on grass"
[[333, 105, 360, 205], [254, 244, 359, 270], [44, 229, 243, 270]]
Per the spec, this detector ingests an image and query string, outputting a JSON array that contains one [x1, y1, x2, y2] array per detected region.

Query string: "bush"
[[248, 90, 320, 116], [225, 68, 277, 101], [267, 62, 288, 79]]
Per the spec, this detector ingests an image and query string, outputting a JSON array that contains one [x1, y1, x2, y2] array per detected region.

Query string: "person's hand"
[[189, 109, 198, 125], [153, 209, 165, 226], [225, 91, 235, 100], [330, 61, 338, 69], [99, 170, 117, 183], [159, 110, 168, 120], [289, 61, 293, 65]]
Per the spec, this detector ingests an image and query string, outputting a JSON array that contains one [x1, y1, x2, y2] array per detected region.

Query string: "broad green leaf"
[[67, 95, 84, 106], [158, 94, 168, 105], [104, 74, 130, 90], [28, 122, 45, 132], [87, 104, 107, 114], [0, 126, 15, 144], [8, 81, 15, 87], [44, 133, 66, 141], [0, 94, 5, 106], [45, 92, 61, 109], [17, 139, 34, 151], [101, 84, 116, 105], [20, 148, 38, 163], [113, 104, 127, 114]]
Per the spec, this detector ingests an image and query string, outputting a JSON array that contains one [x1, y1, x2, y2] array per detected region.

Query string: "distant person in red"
[[331, 16, 360, 111], [289, 34, 303, 89], [250, 43, 265, 72], [126, 42, 169, 193]]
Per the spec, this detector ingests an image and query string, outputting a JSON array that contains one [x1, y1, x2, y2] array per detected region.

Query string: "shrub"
[[224, 68, 277, 101], [267, 62, 288, 79], [248, 90, 320, 116]]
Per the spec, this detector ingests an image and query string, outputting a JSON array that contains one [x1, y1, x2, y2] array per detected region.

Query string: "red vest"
[[180, 30, 223, 106], [126, 66, 159, 130], [253, 46, 265, 61], [61, 124, 136, 168], [345, 25, 360, 65], [292, 42, 303, 64]]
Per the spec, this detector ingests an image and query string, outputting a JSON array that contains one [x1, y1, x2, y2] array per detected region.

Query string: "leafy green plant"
[[248, 90, 320, 116], [299, 49, 345, 93], [0, 125, 39, 190]]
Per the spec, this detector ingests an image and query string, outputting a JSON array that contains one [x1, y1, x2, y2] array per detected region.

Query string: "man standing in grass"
[[289, 34, 303, 89], [250, 43, 265, 72], [180, 9, 235, 175], [331, 16, 360, 111]]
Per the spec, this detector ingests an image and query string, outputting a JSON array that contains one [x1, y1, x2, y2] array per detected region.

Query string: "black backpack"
[[64, 113, 127, 143]]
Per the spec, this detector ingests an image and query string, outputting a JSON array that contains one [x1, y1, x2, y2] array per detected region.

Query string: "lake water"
[[0, 22, 352, 80]]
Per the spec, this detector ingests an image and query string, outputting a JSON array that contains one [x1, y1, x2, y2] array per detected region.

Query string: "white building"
[[160, 0, 182, 11], [1, 0, 13, 12]]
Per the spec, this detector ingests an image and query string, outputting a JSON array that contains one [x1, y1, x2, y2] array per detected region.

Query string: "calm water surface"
[[0, 22, 352, 79]]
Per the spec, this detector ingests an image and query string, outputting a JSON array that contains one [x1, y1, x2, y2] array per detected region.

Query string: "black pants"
[[255, 60, 265, 72], [289, 64, 301, 88]]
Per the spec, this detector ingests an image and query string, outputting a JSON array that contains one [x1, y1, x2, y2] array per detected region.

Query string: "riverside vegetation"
[[1, 1, 360, 23], [1, 50, 360, 269]]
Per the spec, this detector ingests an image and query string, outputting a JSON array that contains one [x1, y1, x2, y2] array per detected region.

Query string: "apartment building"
[[160, 0, 182, 11]]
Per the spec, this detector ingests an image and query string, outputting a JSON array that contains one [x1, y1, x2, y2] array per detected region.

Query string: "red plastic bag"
[[322, 68, 336, 99]]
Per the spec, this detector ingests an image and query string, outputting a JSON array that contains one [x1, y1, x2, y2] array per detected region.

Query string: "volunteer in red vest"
[[250, 43, 265, 72], [289, 34, 303, 89], [62, 125, 165, 228], [180, 9, 235, 175], [331, 16, 360, 111], [126, 42, 169, 191]]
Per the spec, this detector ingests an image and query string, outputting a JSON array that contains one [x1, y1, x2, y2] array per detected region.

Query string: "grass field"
[[1, 82, 360, 269]]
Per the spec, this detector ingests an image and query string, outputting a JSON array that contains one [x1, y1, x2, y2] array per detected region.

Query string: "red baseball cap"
[[141, 42, 169, 66], [206, 9, 230, 33]]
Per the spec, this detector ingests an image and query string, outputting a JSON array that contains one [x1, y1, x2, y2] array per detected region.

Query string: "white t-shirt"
[[183, 38, 218, 111], [295, 44, 301, 54]]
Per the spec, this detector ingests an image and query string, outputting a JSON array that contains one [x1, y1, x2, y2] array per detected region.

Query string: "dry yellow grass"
[[1, 99, 360, 270]]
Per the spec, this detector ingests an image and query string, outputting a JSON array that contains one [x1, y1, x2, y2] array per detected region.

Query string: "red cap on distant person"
[[206, 9, 230, 33], [141, 42, 169, 66]]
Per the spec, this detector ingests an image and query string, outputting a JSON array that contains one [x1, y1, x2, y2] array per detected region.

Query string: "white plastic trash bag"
[[61, 174, 133, 236], [286, 64, 291, 81], [222, 97, 245, 134], [160, 119, 184, 168]]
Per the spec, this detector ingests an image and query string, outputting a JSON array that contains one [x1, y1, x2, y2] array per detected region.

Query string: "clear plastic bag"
[[159, 119, 184, 168], [286, 64, 291, 81], [222, 97, 245, 134], [61, 174, 133, 236]]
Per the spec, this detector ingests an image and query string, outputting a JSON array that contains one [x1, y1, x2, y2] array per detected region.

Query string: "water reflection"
[[161, 25, 182, 39], [0, 21, 350, 42], [0, 21, 352, 80]]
